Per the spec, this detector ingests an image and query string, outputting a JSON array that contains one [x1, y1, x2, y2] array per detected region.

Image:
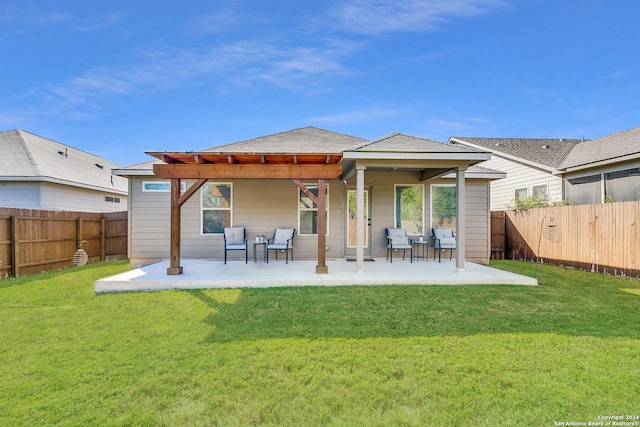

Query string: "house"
[[450, 125, 640, 210], [113, 126, 504, 274], [0, 130, 128, 212]]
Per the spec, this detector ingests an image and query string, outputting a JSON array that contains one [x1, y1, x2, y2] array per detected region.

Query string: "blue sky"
[[1, 0, 639, 166]]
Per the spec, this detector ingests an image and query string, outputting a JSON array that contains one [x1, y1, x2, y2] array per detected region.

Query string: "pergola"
[[147, 150, 343, 275]]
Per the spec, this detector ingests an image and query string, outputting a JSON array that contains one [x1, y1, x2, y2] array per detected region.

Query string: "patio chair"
[[266, 228, 295, 264], [223, 227, 248, 264], [386, 228, 413, 263], [431, 228, 456, 263]]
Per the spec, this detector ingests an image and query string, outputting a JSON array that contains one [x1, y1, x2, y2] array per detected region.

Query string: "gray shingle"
[[558, 126, 640, 169], [204, 126, 366, 153], [0, 130, 127, 193], [358, 132, 482, 153], [452, 137, 582, 168]]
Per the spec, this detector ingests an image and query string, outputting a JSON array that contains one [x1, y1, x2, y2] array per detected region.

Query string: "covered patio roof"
[[138, 127, 495, 277]]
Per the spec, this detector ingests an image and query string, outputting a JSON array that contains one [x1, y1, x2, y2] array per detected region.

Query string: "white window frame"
[[394, 184, 425, 236], [297, 183, 329, 236], [532, 183, 549, 199], [514, 187, 528, 201], [201, 182, 233, 235], [142, 181, 186, 192]]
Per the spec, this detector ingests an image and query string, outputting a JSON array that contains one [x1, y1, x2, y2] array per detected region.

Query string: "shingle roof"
[[357, 132, 482, 153], [557, 125, 640, 170], [0, 130, 128, 193], [450, 137, 583, 169], [205, 126, 366, 154]]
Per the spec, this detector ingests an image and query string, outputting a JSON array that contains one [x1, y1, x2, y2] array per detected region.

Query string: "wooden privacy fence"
[[497, 201, 640, 277], [0, 208, 127, 278]]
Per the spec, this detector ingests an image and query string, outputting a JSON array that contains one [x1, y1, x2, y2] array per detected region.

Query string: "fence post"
[[100, 217, 106, 261], [76, 217, 83, 257], [11, 216, 19, 278]]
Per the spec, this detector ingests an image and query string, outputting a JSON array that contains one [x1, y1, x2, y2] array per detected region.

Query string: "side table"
[[253, 241, 267, 262], [413, 240, 429, 262]]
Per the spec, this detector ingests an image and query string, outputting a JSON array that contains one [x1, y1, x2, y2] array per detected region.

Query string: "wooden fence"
[[493, 201, 640, 277], [0, 208, 127, 278]]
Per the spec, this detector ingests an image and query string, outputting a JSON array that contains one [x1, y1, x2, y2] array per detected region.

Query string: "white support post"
[[356, 166, 366, 273], [456, 166, 466, 271]]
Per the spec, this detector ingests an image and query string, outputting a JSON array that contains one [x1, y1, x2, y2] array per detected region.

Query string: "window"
[[298, 184, 329, 235], [514, 187, 528, 201], [201, 183, 232, 234], [532, 184, 548, 199], [395, 185, 423, 235], [605, 168, 640, 201], [105, 196, 120, 203], [143, 181, 186, 192], [564, 174, 601, 205], [431, 185, 456, 232]]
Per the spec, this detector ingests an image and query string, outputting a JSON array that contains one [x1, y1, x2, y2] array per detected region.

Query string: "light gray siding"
[[0, 181, 127, 212], [0, 182, 41, 208], [479, 156, 562, 210], [129, 174, 492, 266], [40, 182, 128, 212]]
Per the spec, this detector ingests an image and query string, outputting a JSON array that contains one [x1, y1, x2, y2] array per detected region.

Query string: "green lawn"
[[1, 260, 639, 426]]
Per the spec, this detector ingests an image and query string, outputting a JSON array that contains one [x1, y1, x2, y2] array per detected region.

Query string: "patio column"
[[356, 166, 366, 273], [456, 166, 466, 271], [168, 178, 183, 275], [316, 179, 328, 274]]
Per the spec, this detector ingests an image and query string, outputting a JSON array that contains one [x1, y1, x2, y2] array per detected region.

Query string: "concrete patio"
[[95, 258, 537, 293]]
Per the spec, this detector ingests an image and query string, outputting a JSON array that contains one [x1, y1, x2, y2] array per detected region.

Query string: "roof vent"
[[542, 145, 551, 149], [495, 142, 501, 147], [95, 163, 104, 169], [58, 148, 68, 157]]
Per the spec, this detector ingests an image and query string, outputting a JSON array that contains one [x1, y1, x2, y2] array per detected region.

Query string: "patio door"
[[345, 188, 372, 258]]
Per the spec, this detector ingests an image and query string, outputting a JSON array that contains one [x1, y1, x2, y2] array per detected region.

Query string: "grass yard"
[[1, 260, 639, 426]]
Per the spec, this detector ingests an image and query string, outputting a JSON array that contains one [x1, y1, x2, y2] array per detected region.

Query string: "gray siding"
[[129, 174, 491, 266]]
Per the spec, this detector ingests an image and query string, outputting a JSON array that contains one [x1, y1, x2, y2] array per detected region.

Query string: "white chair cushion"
[[226, 244, 246, 250], [387, 228, 407, 238], [434, 228, 454, 239], [391, 236, 409, 246], [224, 227, 245, 245], [438, 237, 456, 247], [273, 228, 294, 245]]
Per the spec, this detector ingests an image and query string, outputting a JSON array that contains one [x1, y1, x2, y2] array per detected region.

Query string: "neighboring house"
[[114, 126, 504, 272], [450, 125, 640, 210], [0, 130, 128, 212]]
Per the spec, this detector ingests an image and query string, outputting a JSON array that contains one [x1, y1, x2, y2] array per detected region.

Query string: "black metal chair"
[[385, 228, 413, 263], [266, 228, 295, 263], [431, 227, 456, 262], [223, 227, 248, 264]]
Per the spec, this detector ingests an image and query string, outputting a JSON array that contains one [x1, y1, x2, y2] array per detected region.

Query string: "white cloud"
[[308, 107, 412, 125], [332, 0, 507, 34], [28, 40, 359, 114]]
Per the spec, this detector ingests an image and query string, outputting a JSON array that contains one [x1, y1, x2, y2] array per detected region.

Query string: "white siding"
[[40, 182, 128, 212], [0, 182, 41, 208], [0, 181, 127, 212], [478, 156, 563, 210]]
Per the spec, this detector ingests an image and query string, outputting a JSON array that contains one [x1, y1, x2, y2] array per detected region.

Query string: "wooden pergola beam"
[[153, 163, 342, 180]]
